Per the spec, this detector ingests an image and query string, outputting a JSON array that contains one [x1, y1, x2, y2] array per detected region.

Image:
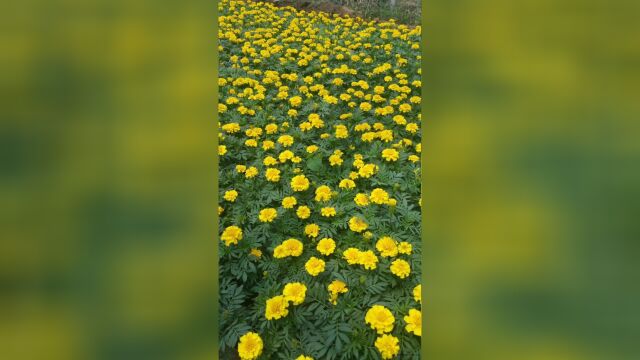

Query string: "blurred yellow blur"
[[1, 0, 217, 359], [423, 0, 640, 359]]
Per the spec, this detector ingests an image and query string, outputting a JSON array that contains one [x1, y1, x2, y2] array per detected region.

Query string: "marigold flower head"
[[382, 148, 399, 161], [413, 284, 421, 303], [370, 188, 390, 204], [221, 225, 243, 246], [291, 175, 310, 191], [390, 259, 411, 279], [358, 250, 379, 270], [348, 216, 368, 232], [237, 332, 263, 360], [315, 185, 332, 202], [404, 309, 422, 336], [320, 207, 336, 217], [265, 295, 289, 320], [304, 223, 320, 238], [305, 257, 325, 276], [316, 238, 336, 255], [224, 190, 238, 202], [245, 166, 258, 178], [365, 305, 395, 334], [398, 241, 412, 254], [282, 282, 307, 305], [376, 236, 398, 257], [296, 205, 311, 219], [282, 196, 297, 209], [339, 179, 355, 189], [258, 208, 277, 223], [375, 334, 400, 359]]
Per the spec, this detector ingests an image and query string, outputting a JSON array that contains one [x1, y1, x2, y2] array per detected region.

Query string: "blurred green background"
[[423, 0, 640, 359], [1, 0, 218, 359]]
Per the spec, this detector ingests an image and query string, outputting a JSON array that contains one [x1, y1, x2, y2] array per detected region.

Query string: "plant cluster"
[[218, 0, 422, 358]]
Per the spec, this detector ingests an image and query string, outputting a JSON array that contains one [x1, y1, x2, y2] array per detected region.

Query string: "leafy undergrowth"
[[218, 0, 422, 358]]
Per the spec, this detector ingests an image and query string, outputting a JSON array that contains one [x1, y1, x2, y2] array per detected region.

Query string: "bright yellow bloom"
[[250, 248, 262, 258], [381, 148, 399, 161], [354, 193, 370, 206], [224, 190, 238, 202], [265, 168, 281, 182], [320, 207, 336, 217], [365, 305, 395, 334], [265, 295, 289, 320], [236, 165, 246, 173], [358, 163, 377, 178], [245, 166, 258, 179], [413, 284, 421, 303], [237, 332, 263, 360], [305, 257, 325, 276], [370, 188, 389, 204], [282, 196, 297, 209], [221, 225, 243, 246], [339, 179, 355, 189], [375, 334, 400, 359], [376, 236, 398, 257], [343, 248, 361, 265], [263, 156, 278, 166], [304, 223, 320, 238], [277, 135, 294, 147], [329, 154, 343, 166], [390, 259, 411, 279], [291, 175, 310, 191], [348, 216, 368, 232], [219, 145, 227, 155], [315, 185, 332, 202], [358, 250, 379, 270], [296, 205, 311, 219], [295, 356, 313, 360], [316, 238, 336, 255], [306, 145, 318, 153], [282, 282, 307, 305], [398, 242, 412, 254], [258, 208, 277, 223], [404, 309, 422, 336]]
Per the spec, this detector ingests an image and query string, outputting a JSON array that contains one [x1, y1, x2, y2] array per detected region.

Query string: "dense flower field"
[[218, 0, 422, 358]]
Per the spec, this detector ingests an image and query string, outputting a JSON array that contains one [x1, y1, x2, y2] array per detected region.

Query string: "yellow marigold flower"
[[277, 135, 294, 147], [295, 356, 313, 360], [250, 248, 262, 258], [305, 256, 325, 276], [282, 282, 307, 305], [398, 242, 412, 254], [236, 165, 246, 173], [406, 123, 419, 133], [288, 109, 298, 117], [283, 238, 304, 257], [358, 163, 377, 178], [381, 148, 399, 162], [291, 175, 310, 191], [335, 124, 348, 138], [358, 250, 379, 270], [304, 223, 320, 238], [306, 145, 318, 153], [387, 198, 397, 206], [360, 102, 372, 111], [370, 188, 389, 204], [265, 295, 289, 320], [296, 205, 311, 219], [328, 280, 348, 294], [291, 156, 302, 163], [219, 145, 227, 156], [221, 122, 240, 133], [343, 248, 361, 265], [363, 231, 373, 239], [224, 190, 238, 202], [218, 206, 224, 215], [375, 334, 400, 359], [315, 185, 332, 202], [320, 207, 336, 217], [390, 259, 411, 279], [258, 208, 277, 223], [404, 309, 422, 336], [376, 236, 398, 257], [282, 196, 297, 209], [245, 139, 258, 147], [263, 156, 278, 166], [237, 332, 263, 360], [265, 168, 281, 182], [408, 154, 419, 163], [279, 150, 294, 162], [316, 238, 336, 256], [348, 216, 368, 232], [416, 143, 421, 153], [354, 193, 370, 206], [413, 284, 421, 303], [265, 123, 278, 134], [245, 166, 258, 179], [329, 154, 343, 166], [365, 305, 395, 334], [221, 225, 243, 246], [339, 179, 356, 189], [289, 96, 302, 107], [349, 171, 359, 180]]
